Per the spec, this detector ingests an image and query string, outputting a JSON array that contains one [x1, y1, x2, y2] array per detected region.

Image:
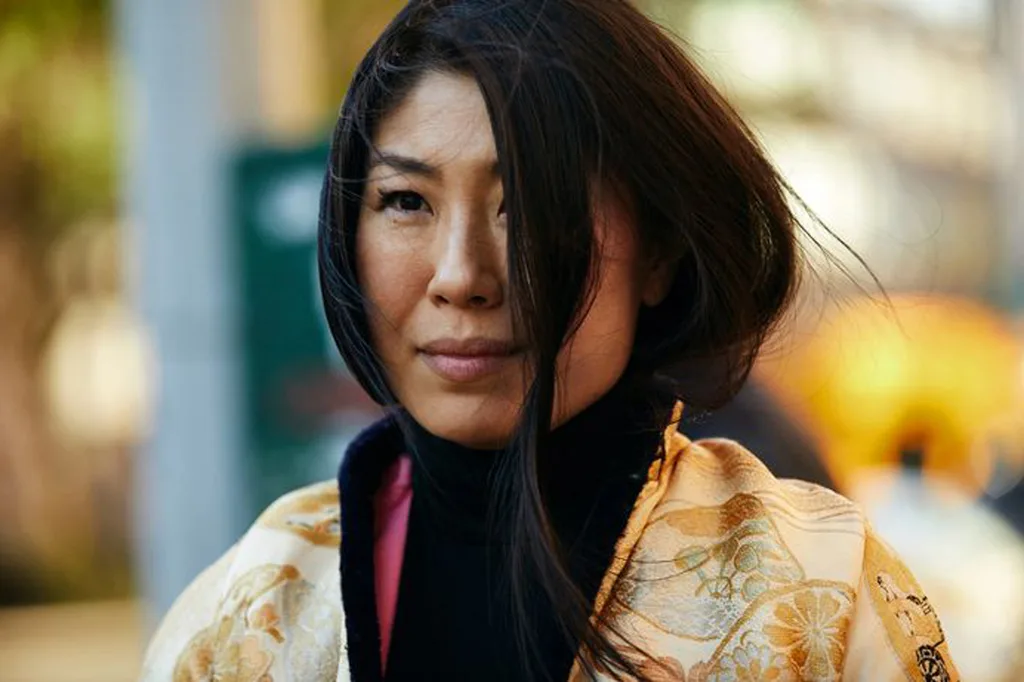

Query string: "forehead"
[[374, 71, 497, 170]]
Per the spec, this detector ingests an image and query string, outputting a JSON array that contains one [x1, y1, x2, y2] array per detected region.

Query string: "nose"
[[426, 210, 504, 310]]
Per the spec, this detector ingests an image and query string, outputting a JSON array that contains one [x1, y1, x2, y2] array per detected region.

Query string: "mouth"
[[418, 338, 521, 383]]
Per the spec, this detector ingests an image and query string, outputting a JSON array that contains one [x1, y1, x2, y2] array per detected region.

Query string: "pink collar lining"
[[372, 454, 414, 672]]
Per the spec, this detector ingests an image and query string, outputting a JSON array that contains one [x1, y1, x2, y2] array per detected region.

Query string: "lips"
[[420, 338, 517, 356], [419, 337, 520, 383]]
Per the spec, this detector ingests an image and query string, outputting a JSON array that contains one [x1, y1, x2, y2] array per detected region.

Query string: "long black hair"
[[319, 0, 804, 678]]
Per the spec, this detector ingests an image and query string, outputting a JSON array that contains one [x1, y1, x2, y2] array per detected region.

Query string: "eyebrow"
[[368, 151, 501, 179], [370, 152, 441, 179]]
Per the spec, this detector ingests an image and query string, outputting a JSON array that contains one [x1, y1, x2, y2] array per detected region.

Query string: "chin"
[[407, 392, 521, 450]]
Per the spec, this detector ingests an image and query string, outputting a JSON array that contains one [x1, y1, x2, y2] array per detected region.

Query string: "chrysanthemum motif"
[[763, 589, 851, 679], [707, 631, 798, 682]]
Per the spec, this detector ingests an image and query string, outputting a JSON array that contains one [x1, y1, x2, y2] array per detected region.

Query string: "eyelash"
[[375, 189, 508, 219], [378, 189, 430, 214]]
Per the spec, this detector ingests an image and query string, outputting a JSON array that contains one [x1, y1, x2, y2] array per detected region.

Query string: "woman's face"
[[357, 71, 672, 448]]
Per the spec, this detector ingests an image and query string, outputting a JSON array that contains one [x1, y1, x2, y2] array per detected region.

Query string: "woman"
[[141, 1, 958, 680]]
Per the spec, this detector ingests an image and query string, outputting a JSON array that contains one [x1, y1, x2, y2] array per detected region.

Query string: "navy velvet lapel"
[[337, 414, 405, 682]]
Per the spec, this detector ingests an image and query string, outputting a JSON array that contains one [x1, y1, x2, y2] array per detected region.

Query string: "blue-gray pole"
[[112, 0, 254, 627]]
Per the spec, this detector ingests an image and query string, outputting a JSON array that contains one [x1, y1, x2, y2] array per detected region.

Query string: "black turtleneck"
[[381, 384, 673, 681]]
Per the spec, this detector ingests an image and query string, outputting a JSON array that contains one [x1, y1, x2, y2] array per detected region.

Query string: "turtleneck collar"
[[337, 379, 678, 682], [400, 379, 676, 544]]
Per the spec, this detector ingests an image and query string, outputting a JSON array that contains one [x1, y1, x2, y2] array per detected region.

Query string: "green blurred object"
[[232, 144, 371, 521]]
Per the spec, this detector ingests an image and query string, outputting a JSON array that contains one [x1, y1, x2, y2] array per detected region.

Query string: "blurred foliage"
[[0, 0, 116, 247]]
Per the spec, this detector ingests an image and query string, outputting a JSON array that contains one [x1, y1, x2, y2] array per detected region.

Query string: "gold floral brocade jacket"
[[140, 416, 959, 682]]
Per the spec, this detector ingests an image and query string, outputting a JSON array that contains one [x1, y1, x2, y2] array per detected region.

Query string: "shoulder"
[[604, 434, 862, 675], [607, 434, 959, 680], [632, 433, 868, 592], [139, 481, 346, 682], [658, 434, 867, 567]]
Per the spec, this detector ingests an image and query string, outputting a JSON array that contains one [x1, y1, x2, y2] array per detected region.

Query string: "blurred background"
[[0, 0, 1022, 680]]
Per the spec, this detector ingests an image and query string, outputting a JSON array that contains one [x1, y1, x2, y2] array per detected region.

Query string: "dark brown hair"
[[319, 0, 805, 678]]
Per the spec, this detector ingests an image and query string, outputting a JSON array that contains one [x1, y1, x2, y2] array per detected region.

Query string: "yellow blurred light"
[[763, 294, 1024, 496], [43, 297, 155, 449]]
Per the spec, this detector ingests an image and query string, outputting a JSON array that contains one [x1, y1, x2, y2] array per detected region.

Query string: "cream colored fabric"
[[141, 421, 958, 681], [139, 482, 348, 682]]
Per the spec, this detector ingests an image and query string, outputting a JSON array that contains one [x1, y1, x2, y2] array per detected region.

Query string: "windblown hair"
[[319, 1, 806, 678]]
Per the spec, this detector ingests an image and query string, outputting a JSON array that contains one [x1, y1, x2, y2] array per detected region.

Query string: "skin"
[[357, 71, 673, 448]]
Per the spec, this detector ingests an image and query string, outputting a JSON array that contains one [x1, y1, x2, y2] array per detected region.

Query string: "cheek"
[[553, 232, 644, 423], [579, 204, 646, 353], [356, 227, 426, 345], [572, 254, 643, 359]]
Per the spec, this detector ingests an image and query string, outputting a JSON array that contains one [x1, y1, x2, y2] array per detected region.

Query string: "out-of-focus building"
[[647, 0, 1012, 296]]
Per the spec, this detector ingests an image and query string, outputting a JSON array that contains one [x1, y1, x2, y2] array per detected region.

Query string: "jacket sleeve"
[[842, 526, 959, 682], [136, 481, 345, 682], [138, 543, 239, 681]]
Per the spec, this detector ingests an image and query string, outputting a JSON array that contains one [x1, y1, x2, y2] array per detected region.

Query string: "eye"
[[497, 198, 506, 217], [379, 190, 430, 214]]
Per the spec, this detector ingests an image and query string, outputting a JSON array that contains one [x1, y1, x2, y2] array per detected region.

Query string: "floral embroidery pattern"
[[669, 495, 804, 598], [614, 494, 804, 640], [763, 589, 850, 679], [705, 632, 797, 682], [172, 564, 341, 682], [173, 618, 272, 682], [257, 483, 341, 547], [680, 584, 854, 682]]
